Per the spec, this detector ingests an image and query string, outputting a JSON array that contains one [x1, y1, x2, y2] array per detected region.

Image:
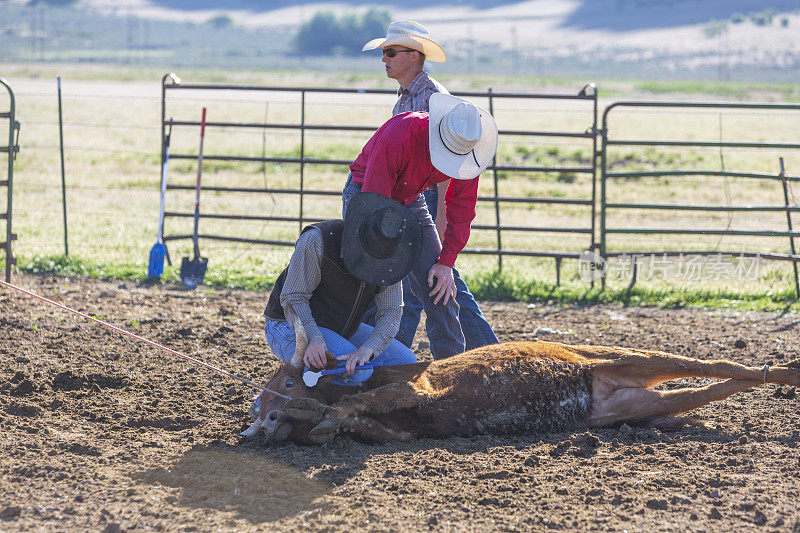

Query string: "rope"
[[0, 279, 290, 400]]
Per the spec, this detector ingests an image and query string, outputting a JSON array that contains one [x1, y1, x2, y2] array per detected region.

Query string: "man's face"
[[382, 45, 420, 83]]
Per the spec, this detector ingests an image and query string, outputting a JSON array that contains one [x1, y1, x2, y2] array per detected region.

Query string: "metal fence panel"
[[600, 100, 800, 292], [159, 74, 600, 280], [0, 78, 19, 282]]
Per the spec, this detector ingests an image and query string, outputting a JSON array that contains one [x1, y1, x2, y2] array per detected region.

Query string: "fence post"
[[599, 106, 610, 288], [587, 84, 598, 253], [779, 157, 799, 297], [160, 73, 180, 247], [1, 78, 18, 282], [57, 76, 68, 256], [299, 90, 305, 234], [487, 88, 502, 271]]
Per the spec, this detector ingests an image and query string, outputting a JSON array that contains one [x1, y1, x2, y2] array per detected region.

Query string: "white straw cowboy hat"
[[362, 20, 447, 63], [429, 93, 498, 180]]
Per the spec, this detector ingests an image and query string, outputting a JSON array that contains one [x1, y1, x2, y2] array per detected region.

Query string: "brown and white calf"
[[243, 315, 800, 444]]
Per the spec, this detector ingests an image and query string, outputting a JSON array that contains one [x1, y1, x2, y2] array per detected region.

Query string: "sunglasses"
[[383, 48, 416, 58]]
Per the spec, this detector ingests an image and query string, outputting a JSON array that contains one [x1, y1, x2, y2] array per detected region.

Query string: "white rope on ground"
[[0, 278, 291, 400]]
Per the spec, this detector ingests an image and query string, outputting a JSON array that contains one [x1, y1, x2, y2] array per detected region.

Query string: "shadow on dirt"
[[134, 444, 331, 525], [231, 419, 753, 485]]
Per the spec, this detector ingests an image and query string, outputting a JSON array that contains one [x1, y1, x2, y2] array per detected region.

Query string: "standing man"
[[361, 20, 499, 351], [342, 93, 497, 359]]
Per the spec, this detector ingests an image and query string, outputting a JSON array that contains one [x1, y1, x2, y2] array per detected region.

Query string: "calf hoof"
[[285, 397, 326, 424], [308, 414, 339, 444]]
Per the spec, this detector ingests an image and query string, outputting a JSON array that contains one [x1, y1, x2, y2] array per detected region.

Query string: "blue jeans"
[[343, 175, 465, 359], [264, 320, 416, 386], [407, 188, 498, 351]]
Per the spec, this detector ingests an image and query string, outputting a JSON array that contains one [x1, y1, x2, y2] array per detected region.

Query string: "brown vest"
[[264, 220, 380, 339]]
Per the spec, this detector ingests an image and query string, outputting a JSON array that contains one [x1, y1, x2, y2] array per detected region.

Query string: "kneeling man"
[[263, 192, 422, 386]]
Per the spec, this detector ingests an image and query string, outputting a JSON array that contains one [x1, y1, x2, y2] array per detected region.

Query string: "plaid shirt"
[[392, 70, 449, 116], [279, 227, 402, 356]]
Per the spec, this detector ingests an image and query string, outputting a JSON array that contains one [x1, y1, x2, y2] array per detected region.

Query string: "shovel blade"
[[147, 242, 166, 278], [180, 256, 208, 288]]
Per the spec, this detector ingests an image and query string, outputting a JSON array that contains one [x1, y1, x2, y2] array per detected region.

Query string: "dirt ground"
[[1, 274, 799, 532]]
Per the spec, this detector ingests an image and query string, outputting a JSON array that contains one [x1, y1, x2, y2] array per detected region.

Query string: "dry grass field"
[[1, 64, 799, 295]]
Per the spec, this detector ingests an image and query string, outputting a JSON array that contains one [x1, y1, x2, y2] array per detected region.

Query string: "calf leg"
[[591, 350, 800, 389], [288, 407, 412, 443], [286, 381, 431, 421], [588, 378, 760, 427], [334, 382, 431, 416], [286, 381, 430, 442]]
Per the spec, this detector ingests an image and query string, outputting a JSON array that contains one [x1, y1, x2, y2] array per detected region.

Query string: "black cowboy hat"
[[342, 192, 423, 286]]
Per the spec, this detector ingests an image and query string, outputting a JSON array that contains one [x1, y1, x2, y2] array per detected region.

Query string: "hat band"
[[438, 119, 475, 156], [388, 29, 426, 38]]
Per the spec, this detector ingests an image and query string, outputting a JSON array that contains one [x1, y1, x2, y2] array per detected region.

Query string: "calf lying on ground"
[[243, 315, 800, 444]]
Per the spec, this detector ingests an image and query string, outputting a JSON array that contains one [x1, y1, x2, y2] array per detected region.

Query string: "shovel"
[[302, 360, 391, 387], [180, 107, 208, 288], [147, 122, 173, 278]]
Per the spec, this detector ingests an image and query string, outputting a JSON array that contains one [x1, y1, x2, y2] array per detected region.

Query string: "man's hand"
[[336, 347, 373, 375], [303, 336, 328, 369], [428, 262, 456, 305]]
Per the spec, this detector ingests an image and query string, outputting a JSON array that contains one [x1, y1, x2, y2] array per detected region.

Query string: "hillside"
[[2, 0, 800, 81]]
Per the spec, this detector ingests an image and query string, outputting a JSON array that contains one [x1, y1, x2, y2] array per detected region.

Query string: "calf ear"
[[287, 309, 308, 368], [325, 351, 338, 370]]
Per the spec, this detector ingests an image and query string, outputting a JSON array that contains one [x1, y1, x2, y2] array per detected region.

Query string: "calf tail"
[[287, 309, 308, 369]]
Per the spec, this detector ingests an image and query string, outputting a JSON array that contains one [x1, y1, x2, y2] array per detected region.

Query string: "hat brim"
[[342, 192, 422, 286], [362, 35, 447, 63], [428, 93, 498, 180]]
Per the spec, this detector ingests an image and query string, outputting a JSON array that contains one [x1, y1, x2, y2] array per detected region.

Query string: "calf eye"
[[284, 378, 295, 388]]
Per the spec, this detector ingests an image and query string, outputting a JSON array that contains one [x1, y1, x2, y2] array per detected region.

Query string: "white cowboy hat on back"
[[429, 93, 498, 180], [362, 20, 447, 63]]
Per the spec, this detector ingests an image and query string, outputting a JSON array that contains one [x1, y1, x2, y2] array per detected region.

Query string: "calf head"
[[250, 363, 323, 442], [241, 311, 334, 442]]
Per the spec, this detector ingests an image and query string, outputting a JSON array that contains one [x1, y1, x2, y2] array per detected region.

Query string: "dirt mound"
[[51, 371, 130, 391]]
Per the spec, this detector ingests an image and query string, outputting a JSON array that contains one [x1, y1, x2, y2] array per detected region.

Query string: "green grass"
[[6, 254, 799, 313], [7, 254, 279, 292], [466, 269, 800, 312]]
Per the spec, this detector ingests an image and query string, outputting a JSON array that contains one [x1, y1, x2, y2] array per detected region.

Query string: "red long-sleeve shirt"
[[349, 111, 479, 268]]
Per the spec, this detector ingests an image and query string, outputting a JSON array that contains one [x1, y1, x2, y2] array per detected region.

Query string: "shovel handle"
[[194, 107, 206, 206], [192, 108, 207, 259], [313, 360, 386, 377], [156, 121, 173, 240]]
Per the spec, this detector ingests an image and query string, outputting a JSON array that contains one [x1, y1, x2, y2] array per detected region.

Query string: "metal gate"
[[600, 101, 800, 293], [0, 78, 19, 282], [158, 74, 599, 281]]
